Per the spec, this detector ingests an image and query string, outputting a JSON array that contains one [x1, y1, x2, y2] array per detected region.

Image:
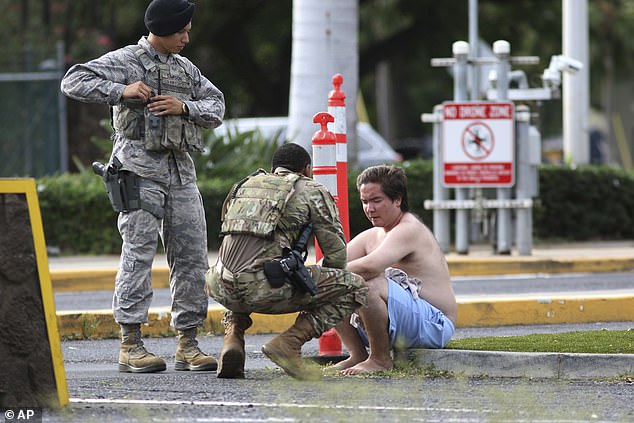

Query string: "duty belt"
[[217, 260, 266, 283]]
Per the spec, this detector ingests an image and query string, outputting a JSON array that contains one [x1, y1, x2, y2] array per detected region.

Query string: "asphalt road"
[[42, 270, 634, 421], [42, 326, 634, 423], [53, 271, 634, 311]]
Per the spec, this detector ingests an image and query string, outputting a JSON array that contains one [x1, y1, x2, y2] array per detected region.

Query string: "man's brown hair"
[[356, 165, 410, 212]]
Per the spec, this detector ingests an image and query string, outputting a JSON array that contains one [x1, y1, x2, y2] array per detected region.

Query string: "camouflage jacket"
[[60, 36, 225, 184], [218, 168, 347, 271]]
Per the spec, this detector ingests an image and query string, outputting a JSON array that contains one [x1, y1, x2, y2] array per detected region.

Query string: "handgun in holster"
[[92, 157, 142, 214], [263, 223, 318, 296]]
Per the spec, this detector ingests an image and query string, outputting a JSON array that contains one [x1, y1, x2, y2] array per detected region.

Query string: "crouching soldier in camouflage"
[[206, 143, 368, 380], [60, 0, 225, 373]]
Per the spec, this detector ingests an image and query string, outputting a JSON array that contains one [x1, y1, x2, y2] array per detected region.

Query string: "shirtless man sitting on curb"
[[333, 165, 457, 375]]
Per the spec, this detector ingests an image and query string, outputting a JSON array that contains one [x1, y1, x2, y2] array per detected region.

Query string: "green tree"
[[5, 1, 634, 168]]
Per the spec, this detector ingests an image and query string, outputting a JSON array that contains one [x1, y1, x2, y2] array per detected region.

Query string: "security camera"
[[541, 67, 561, 88], [541, 54, 583, 94], [550, 55, 583, 74]]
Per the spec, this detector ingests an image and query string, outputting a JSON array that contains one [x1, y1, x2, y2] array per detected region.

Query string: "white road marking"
[[69, 398, 608, 423], [70, 397, 492, 414]]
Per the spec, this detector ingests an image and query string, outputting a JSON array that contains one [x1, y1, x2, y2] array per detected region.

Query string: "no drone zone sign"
[[442, 101, 515, 187]]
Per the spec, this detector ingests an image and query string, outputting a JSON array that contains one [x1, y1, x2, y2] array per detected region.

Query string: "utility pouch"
[[180, 119, 205, 152], [143, 103, 164, 151], [263, 260, 288, 289]]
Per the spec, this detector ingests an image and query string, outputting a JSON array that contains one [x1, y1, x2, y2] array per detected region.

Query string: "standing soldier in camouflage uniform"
[[206, 143, 368, 380], [60, 0, 224, 373]]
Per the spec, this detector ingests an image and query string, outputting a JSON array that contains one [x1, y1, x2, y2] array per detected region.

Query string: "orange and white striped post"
[[311, 111, 337, 263], [311, 111, 345, 360], [328, 73, 350, 242], [311, 111, 338, 200]]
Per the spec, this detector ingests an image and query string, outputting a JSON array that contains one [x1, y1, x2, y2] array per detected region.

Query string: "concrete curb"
[[456, 292, 634, 327], [399, 349, 634, 379], [56, 293, 634, 340], [56, 305, 297, 340], [51, 268, 169, 292], [445, 256, 634, 276]]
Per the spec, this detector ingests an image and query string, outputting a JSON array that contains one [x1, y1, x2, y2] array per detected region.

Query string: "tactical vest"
[[221, 170, 301, 239], [111, 47, 204, 153]]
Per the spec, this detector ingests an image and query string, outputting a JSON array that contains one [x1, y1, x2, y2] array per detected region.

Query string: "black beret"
[[144, 0, 195, 36]]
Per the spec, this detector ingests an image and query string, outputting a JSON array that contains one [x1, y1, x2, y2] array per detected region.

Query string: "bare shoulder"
[[400, 213, 435, 241], [356, 226, 384, 246], [401, 213, 445, 259], [346, 226, 381, 262]]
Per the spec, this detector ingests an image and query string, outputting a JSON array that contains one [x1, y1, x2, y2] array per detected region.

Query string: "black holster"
[[263, 248, 318, 296], [92, 158, 164, 219]]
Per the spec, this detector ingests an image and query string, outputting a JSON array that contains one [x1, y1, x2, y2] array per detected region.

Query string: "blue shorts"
[[356, 279, 455, 349]]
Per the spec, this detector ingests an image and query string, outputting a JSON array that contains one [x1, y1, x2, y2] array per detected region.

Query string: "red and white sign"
[[442, 101, 515, 187]]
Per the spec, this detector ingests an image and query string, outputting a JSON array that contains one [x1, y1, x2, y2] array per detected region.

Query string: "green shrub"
[[36, 160, 634, 255], [535, 165, 634, 240], [194, 126, 281, 181], [37, 173, 237, 254], [38, 170, 120, 254], [198, 177, 234, 250]]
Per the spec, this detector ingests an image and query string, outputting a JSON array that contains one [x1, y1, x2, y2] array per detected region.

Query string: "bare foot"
[[323, 355, 367, 372], [340, 357, 392, 375]]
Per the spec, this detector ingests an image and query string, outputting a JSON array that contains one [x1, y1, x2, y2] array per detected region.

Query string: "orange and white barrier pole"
[[311, 111, 337, 264], [328, 73, 350, 242], [311, 111, 338, 202], [312, 109, 347, 361]]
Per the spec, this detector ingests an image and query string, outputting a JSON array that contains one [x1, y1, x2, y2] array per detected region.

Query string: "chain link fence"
[[0, 41, 67, 177]]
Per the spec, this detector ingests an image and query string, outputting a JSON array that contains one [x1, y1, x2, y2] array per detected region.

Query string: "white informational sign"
[[442, 101, 515, 187]]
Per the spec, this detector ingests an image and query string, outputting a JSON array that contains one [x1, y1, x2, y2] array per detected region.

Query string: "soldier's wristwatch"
[[182, 102, 189, 116]]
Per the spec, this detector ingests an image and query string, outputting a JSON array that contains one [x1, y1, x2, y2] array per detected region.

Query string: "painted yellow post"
[[0, 179, 69, 408]]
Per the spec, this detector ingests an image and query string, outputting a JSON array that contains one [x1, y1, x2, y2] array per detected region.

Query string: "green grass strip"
[[446, 329, 634, 354]]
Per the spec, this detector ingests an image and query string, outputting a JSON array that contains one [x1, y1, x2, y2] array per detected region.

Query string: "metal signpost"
[[423, 39, 572, 256]]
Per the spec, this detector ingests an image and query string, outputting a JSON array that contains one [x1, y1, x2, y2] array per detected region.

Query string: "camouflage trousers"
[[206, 262, 368, 334], [113, 171, 209, 330]]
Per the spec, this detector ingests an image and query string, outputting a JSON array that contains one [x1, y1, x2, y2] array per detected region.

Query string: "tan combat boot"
[[175, 327, 218, 371], [118, 323, 166, 373], [261, 313, 322, 381], [217, 313, 253, 379]]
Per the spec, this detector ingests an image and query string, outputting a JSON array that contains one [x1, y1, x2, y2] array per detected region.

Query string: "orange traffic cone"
[[318, 328, 342, 356], [311, 328, 347, 365]]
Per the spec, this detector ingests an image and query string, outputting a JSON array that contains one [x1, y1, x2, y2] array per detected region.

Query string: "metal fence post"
[[57, 40, 68, 173], [493, 40, 512, 254], [453, 41, 470, 254], [431, 104, 450, 253], [515, 105, 532, 255]]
